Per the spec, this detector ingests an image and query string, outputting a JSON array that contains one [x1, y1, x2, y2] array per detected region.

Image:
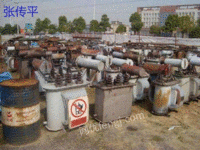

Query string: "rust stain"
[[154, 89, 171, 108], [0, 79, 38, 87]]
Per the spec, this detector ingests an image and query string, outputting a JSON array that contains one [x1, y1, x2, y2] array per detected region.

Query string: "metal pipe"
[[143, 63, 167, 74], [76, 56, 104, 71], [121, 64, 149, 77], [96, 55, 109, 63], [112, 51, 124, 58], [189, 56, 200, 66], [112, 58, 134, 66], [164, 58, 188, 69]]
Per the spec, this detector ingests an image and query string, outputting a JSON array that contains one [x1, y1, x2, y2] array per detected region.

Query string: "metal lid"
[[0, 79, 38, 87]]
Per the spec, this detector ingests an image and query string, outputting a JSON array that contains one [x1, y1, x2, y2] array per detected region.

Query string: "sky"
[[0, 0, 200, 29]]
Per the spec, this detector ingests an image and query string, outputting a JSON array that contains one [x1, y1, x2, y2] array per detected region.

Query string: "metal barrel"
[[0, 79, 40, 145]]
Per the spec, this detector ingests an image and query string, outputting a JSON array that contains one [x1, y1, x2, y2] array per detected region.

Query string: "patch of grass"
[[178, 136, 184, 143], [152, 135, 164, 142], [127, 126, 138, 131]]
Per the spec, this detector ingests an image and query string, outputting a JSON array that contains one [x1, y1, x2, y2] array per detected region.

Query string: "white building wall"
[[176, 8, 199, 23], [141, 9, 160, 28]]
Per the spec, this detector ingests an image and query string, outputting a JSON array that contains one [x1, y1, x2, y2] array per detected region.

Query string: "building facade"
[[138, 4, 200, 29]]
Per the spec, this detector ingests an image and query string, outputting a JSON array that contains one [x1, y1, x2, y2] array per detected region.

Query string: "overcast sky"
[[0, 0, 199, 29]]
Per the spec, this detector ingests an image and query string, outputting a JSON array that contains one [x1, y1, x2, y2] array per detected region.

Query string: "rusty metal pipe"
[[143, 63, 169, 75], [121, 64, 149, 77]]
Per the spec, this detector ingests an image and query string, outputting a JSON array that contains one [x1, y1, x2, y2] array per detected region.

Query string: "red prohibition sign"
[[71, 99, 87, 118]]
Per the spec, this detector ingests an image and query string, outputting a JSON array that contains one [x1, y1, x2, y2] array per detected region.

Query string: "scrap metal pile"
[[0, 35, 200, 144]]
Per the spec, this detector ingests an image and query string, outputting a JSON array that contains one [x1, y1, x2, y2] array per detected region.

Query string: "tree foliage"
[[34, 18, 51, 34], [58, 16, 67, 32], [42, 18, 51, 30], [189, 26, 200, 38], [116, 24, 126, 33], [149, 25, 161, 36], [164, 14, 179, 33], [72, 16, 86, 33], [99, 14, 110, 32], [178, 15, 195, 37], [90, 20, 99, 32], [34, 18, 43, 34], [0, 24, 20, 35], [48, 24, 57, 34], [65, 21, 74, 33], [0, 26, 3, 34], [129, 12, 143, 34], [197, 19, 200, 26]]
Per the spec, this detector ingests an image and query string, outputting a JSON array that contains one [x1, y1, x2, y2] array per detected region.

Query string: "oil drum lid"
[[0, 79, 38, 87]]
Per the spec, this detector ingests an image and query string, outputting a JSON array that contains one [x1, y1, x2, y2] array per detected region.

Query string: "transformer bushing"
[[35, 56, 105, 131]]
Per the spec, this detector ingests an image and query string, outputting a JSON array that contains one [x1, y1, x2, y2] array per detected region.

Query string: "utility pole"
[[14, 1, 19, 35], [93, 0, 96, 20]]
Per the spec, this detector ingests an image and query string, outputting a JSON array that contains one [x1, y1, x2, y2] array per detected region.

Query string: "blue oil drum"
[[0, 79, 40, 145]]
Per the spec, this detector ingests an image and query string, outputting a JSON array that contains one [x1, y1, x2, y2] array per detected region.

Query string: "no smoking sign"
[[68, 96, 89, 129]]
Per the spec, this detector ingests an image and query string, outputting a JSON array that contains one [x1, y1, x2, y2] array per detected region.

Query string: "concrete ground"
[[0, 62, 200, 150]]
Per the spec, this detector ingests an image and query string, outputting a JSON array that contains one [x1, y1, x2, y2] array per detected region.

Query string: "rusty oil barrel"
[[0, 79, 40, 145]]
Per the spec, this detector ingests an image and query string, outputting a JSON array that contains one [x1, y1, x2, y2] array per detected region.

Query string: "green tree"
[[65, 21, 75, 33], [116, 24, 126, 33], [48, 24, 57, 34], [73, 17, 86, 33], [164, 14, 179, 35], [0, 26, 3, 34], [42, 18, 51, 30], [2, 24, 12, 34], [179, 15, 194, 38], [189, 26, 200, 38], [90, 20, 99, 32], [58, 16, 67, 32], [34, 18, 43, 34], [129, 12, 143, 35], [149, 25, 161, 36], [99, 14, 110, 32], [197, 18, 200, 26], [12, 24, 21, 34]]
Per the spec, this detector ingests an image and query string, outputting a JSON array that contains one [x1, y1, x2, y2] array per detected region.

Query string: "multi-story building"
[[138, 4, 200, 30]]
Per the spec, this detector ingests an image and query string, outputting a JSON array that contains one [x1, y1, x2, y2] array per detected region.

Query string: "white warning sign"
[[68, 96, 89, 129]]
